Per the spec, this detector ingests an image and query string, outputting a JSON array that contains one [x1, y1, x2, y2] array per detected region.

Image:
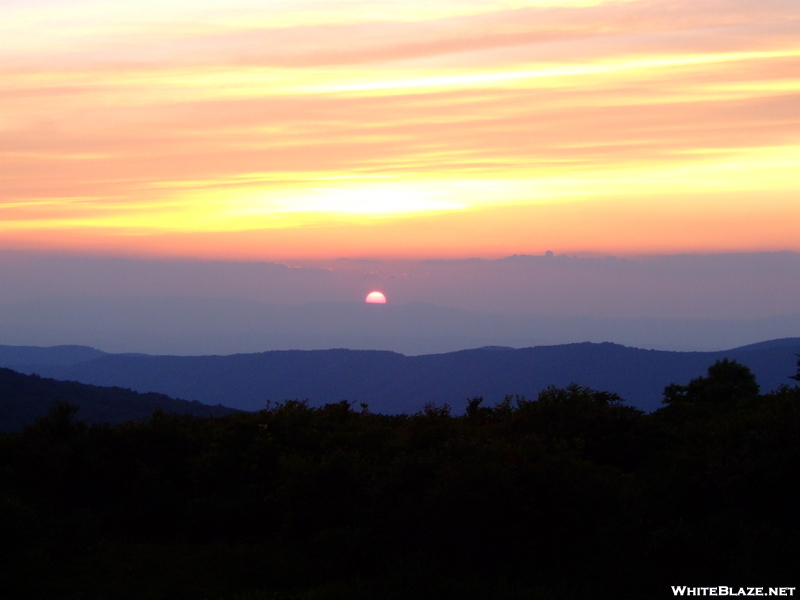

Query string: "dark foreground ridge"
[[0, 367, 238, 432], [2, 339, 799, 412], [1, 358, 799, 599]]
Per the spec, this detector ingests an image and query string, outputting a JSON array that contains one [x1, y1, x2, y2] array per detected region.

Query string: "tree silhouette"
[[3, 377, 800, 598], [663, 358, 760, 405]]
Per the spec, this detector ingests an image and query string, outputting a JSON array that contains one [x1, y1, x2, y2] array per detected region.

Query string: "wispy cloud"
[[1, 0, 798, 258]]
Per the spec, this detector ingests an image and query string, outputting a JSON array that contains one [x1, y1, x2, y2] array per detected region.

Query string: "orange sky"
[[2, 0, 799, 260]]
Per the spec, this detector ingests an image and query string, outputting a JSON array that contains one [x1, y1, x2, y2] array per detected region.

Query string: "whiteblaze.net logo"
[[672, 587, 796, 597]]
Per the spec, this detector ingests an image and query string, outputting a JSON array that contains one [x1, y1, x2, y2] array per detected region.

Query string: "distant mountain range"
[[2, 339, 799, 414], [0, 367, 238, 432], [2, 296, 800, 356]]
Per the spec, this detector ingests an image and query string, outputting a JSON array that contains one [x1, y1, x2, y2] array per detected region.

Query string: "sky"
[[2, 0, 800, 355], [2, 0, 799, 261]]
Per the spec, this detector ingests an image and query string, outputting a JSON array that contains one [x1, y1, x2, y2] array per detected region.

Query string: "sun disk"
[[366, 291, 387, 304]]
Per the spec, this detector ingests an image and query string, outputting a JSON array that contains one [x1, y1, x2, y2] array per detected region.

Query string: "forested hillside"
[[1, 359, 798, 599], [0, 368, 238, 431]]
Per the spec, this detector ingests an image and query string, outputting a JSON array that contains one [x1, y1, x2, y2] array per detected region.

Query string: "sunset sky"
[[2, 0, 799, 260]]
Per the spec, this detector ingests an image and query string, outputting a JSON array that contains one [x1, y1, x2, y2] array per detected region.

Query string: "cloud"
[[1, 0, 799, 257]]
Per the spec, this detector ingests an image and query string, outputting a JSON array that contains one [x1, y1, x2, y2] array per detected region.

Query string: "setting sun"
[[366, 291, 387, 304]]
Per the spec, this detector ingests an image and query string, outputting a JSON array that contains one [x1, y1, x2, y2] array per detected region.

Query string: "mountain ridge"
[[2, 339, 798, 414]]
